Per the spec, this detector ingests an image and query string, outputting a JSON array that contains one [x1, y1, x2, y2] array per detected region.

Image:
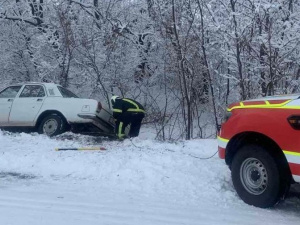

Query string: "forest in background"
[[0, 0, 300, 140]]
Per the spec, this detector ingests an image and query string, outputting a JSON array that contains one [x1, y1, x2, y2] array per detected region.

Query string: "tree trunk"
[[93, 0, 100, 20], [197, 0, 219, 133], [171, 0, 191, 140], [230, 0, 246, 100]]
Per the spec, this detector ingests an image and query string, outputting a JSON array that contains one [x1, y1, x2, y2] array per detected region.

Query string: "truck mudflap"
[[217, 136, 229, 159], [283, 150, 300, 182]]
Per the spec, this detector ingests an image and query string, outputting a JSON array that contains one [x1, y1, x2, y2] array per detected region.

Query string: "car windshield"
[[0, 86, 22, 98], [57, 86, 79, 98]]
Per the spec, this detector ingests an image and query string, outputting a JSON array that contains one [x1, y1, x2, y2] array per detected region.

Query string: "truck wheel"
[[231, 144, 288, 208], [38, 115, 65, 137]]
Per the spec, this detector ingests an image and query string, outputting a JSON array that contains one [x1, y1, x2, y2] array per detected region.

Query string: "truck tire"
[[231, 144, 288, 208], [38, 114, 65, 137]]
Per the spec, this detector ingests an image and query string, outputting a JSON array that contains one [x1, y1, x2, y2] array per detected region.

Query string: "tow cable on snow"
[[129, 139, 219, 160], [185, 151, 218, 160]]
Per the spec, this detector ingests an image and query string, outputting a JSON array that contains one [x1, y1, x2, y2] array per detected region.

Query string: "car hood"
[[227, 94, 300, 111]]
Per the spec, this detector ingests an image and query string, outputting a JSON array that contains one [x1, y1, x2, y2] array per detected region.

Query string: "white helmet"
[[111, 95, 121, 105]]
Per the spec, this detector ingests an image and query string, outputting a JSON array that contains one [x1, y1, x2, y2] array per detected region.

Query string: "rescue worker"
[[111, 96, 145, 139]]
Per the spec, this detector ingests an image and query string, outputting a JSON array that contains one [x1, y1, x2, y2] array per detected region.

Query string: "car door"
[[0, 86, 23, 126], [9, 85, 46, 126]]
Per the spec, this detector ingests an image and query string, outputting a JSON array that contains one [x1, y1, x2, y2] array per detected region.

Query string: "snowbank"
[[0, 129, 299, 225]]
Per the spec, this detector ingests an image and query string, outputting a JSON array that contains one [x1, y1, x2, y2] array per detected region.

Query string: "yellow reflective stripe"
[[227, 100, 292, 112], [113, 109, 122, 113], [217, 136, 229, 143], [281, 106, 300, 110], [283, 150, 300, 157], [127, 108, 145, 113], [118, 122, 124, 138], [123, 99, 140, 109], [283, 150, 300, 165], [217, 136, 229, 149]]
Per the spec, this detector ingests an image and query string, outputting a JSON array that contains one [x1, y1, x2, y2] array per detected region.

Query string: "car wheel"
[[231, 144, 289, 208], [38, 115, 65, 137]]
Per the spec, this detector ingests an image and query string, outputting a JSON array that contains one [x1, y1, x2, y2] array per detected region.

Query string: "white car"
[[0, 82, 115, 136]]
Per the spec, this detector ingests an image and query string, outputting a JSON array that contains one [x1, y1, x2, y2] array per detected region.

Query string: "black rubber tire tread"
[[231, 144, 288, 208], [38, 114, 65, 137]]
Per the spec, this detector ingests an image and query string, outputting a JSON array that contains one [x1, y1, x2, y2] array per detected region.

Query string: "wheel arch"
[[35, 110, 69, 129], [225, 131, 293, 182]]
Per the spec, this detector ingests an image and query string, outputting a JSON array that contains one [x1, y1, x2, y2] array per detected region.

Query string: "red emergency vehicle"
[[218, 95, 300, 208]]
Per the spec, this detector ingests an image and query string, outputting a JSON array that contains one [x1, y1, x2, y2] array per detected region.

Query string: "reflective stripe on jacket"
[[112, 98, 145, 119]]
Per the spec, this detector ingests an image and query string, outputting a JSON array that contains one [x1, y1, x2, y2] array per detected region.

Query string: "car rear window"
[[57, 86, 79, 98]]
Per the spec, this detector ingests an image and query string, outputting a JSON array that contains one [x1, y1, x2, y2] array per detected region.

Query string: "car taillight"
[[288, 115, 300, 129], [97, 102, 102, 110]]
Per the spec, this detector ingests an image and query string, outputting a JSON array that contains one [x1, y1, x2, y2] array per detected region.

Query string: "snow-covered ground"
[[0, 128, 299, 225]]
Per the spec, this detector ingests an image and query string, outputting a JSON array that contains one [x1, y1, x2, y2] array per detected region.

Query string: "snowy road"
[[0, 130, 299, 225]]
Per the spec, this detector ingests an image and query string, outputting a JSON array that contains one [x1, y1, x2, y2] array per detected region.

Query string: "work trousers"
[[115, 112, 144, 138]]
